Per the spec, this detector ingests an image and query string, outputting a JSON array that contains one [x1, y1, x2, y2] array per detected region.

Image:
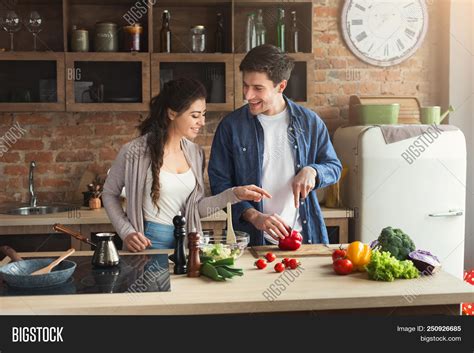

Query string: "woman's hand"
[[233, 185, 272, 202], [124, 232, 152, 252]]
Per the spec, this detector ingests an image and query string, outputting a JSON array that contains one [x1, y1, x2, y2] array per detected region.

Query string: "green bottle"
[[276, 8, 285, 52]]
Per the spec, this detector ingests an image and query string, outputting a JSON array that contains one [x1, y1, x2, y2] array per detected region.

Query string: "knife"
[[290, 202, 300, 232]]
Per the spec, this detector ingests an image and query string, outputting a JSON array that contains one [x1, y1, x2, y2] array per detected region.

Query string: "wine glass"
[[1, 11, 22, 51], [25, 11, 43, 51]]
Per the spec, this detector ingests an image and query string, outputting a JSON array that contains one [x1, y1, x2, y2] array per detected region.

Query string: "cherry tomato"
[[265, 252, 277, 263], [332, 247, 347, 262], [255, 259, 267, 269], [288, 258, 300, 270], [282, 258, 291, 267], [274, 262, 285, 273], [333, 258, 353, 275]]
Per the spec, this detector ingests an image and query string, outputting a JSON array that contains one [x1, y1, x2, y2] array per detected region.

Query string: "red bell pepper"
[[278, 230, 303, 251]]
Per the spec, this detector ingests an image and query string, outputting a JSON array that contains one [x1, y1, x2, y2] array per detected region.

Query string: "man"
[[208, 44, 342, 246]]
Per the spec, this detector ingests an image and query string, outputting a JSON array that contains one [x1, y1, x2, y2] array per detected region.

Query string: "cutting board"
[[349, 95, 421, 125], [73, 170, 95, 204], [249, 244, 333, 258]]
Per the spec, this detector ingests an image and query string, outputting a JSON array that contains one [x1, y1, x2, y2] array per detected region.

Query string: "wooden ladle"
[[31, 248, 75, 275]]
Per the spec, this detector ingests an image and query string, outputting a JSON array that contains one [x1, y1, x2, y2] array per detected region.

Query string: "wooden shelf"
[[152, 2, 232, 53], [151, 53, 234, 111], [234, 52, 314, 108], [0, 0, 64, 52], [65, 52, 150, 111], [64, 0, 152, 53], [0, 52, 65, 112], [2, 0, 314, 113], [233, 2, 313, 53]]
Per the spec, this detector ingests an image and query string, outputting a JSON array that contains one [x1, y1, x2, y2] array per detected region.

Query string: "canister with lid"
[[122, 23, 143, 52], [71, 26, 89, 52], [94, 22, 118, 52]]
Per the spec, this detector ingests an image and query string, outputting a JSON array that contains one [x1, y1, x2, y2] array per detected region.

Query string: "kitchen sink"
[[1, 204, 78, 216]]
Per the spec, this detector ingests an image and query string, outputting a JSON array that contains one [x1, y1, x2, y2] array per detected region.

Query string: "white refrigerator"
[[333, 126, 466, 279]]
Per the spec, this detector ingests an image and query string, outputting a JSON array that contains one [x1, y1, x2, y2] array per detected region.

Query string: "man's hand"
[[292, 166, 317, 208], [124, 232, 151, 252], [242, 208, 289, 241]]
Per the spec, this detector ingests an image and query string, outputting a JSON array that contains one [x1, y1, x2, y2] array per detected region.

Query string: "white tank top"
[[142, 166, 196, 225]]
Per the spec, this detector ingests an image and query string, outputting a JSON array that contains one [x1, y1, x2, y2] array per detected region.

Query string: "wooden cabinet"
[[1, 0, 314, 113], [151, 53, 234, 111], [0, 52, 65, 112], [65, 52, 150, 111]]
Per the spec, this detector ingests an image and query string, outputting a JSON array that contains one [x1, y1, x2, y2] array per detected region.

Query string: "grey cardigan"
[[102, 134, 239, 244]]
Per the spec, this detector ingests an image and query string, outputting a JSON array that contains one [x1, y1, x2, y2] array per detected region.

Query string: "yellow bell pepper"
[[346, 241, 372, 271]]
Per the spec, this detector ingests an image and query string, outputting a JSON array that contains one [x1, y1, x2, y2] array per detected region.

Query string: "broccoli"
[[376, 226, 416, 261]]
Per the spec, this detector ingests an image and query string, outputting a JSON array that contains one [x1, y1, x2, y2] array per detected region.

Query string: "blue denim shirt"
[[208, 97, 342, 246]]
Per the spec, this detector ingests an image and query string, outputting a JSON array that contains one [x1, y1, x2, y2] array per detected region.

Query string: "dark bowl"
[[0, 259, 76, 288]]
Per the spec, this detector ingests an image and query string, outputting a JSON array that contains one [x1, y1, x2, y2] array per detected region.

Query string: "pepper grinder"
[[171, 211, 187, 275], [187, 228, 201, 277]]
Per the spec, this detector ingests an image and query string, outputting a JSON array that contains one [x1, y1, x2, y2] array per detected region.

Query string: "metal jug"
[[52, 225, 120, 268], [92, 233, 120, 267]]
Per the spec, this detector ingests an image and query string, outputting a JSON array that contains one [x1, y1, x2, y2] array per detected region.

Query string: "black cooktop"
[[0, 254, 171, 296]]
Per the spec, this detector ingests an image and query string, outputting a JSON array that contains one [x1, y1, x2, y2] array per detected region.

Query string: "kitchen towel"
[[379, 124, 459, 144]]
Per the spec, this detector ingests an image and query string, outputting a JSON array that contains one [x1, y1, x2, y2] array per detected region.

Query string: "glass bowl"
[[199, 230, 250, 260]]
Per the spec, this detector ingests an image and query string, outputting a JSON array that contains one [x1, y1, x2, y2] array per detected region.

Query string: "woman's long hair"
[[138, 78, 206, 209]]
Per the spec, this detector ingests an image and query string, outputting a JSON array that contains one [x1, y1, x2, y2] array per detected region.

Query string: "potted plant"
[[88, 175, 104, 210]]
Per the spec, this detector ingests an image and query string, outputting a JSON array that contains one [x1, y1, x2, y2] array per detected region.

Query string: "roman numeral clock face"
[[341, 0, 428, 67]]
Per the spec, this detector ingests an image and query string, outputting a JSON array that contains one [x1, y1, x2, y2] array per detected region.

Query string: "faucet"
[[29, 161, 37, 207]]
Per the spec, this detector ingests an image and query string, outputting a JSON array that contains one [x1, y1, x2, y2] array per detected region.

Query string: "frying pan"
[[0, 246, 76, 289]]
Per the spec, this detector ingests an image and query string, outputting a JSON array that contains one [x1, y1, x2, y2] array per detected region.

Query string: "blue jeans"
[[144, 221, 175, 249]]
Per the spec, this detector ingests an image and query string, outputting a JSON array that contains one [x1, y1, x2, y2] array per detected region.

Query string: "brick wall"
[[0, 0, 447, 205]]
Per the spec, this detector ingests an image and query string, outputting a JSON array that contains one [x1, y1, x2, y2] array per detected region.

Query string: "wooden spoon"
[[30, 248, 75, 276], [226, 202, 236, 245]]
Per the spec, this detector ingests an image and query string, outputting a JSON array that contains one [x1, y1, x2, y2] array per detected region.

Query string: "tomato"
[[254, 259, 267, 269], [265, 252, 277, 263], [288, 258, 300, 270], [274, 262, 285, 273], [332, 247, 347, 262], [282, 258, 291, 267], [333, 258, 353, 275]]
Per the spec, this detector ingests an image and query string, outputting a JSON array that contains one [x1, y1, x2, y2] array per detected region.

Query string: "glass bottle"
[[245, 13, 256, 52], [160, 10, 171, 53], [255, 9, 266, 46], [190, 25, 206, 53], [215, 12, 225, 53], [276, 8, 285, 52], [289, 11, 299, 53]]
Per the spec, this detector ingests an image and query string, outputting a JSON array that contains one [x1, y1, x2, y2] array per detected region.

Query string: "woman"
[[102, 78, 270, 252]]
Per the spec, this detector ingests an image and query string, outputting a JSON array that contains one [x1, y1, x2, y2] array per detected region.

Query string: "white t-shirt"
[[142, 166, 196, 225], [258, 108, 302, 244]]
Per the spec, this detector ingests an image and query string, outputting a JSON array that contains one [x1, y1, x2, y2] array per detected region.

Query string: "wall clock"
[[341, 0, 429, 67]]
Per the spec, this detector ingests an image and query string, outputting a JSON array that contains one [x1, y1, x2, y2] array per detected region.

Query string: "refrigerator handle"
[[428, 210, 464, 217]]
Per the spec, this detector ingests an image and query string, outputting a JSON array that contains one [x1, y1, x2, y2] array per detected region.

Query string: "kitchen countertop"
[[0, 207, 353, 227], [0, 249, 472, 315]]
